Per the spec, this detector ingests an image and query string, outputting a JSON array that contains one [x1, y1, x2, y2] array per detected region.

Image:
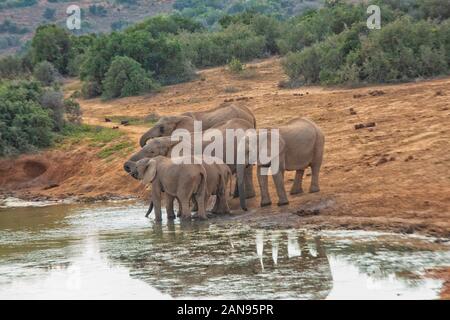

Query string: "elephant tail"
[[145, 200, 154, 218], [197, 168, 207, 202]]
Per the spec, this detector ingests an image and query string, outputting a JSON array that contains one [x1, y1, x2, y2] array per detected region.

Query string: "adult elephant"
[[139, 104, 256, 147], [237, 118, 324, 210]]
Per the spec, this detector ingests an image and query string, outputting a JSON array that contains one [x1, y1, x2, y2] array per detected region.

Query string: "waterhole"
[[0, 202, 449, 299]]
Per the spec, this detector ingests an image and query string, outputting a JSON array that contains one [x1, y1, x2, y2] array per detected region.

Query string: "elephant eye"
[[159, 126, 164, 133]]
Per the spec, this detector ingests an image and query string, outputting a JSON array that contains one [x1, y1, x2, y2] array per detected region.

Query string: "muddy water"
[[0, 202, 449, 300]]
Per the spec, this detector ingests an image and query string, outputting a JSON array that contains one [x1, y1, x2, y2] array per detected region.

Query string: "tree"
[[33, 61, 59, 85], [102, 56, 159, 99], [31, 25, 72, 75]]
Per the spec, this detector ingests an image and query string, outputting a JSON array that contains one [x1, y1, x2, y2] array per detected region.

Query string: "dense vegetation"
[[0, 79, 82, 156], [1, 0, 450, 156]]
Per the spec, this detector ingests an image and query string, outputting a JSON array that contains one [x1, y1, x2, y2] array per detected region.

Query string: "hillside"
[[1, 57, 449, 238], [0, 0, 324, 55]]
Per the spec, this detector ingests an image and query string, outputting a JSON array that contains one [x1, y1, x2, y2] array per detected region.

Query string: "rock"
[[368, 90, 385, 96], [355, 122, 376, 130], [349, 108, 357, 115], [112, 126, 119, 130], [121, 120, 129, 126], [353, 94, 365, 98], [294, 208, 320, 217], [405, 155, 414, 162], [43, 183, 59, 190], [375, 157, 389, 166], [435, 90, 444, 96], [105, 118, 112, 122]]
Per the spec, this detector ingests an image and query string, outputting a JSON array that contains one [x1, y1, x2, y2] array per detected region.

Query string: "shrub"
[[33, 61, 60, 85], [40, 89, 65, 131], [101, 56, 159, 99], [64, 98, 82, 124], [282, 18, 450, 85], [227, 57, 244, 73], [81, 81, 102, 99], [0, 81, 53, 156], [0, 55, 28, 79]]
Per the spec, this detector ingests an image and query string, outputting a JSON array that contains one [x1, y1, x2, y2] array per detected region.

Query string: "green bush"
[[63, 98, 82, 124], [180, 23, 266, 67], [282, 18, 450, 85], [227, 57, 244, 73], [101, 56, 159, 99], [0, 81, 53, 156], [0, 55, 29, 79], [40, 88, 65, 131], [31, 25, 72, 75], [81, 81, 102, 99], [33, 61, 59, 85]]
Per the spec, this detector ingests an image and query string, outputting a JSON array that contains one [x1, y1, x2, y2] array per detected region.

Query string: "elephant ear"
[[142, 159, 157, 185], [174, 115, 195, 132]]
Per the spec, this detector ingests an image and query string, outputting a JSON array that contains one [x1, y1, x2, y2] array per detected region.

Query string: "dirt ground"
[[1, 57, 449, 297]]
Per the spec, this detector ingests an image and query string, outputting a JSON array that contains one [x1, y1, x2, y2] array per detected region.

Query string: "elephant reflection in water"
[[119, 224, 333, 299]]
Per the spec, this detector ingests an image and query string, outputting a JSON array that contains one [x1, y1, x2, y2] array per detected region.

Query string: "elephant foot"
[[213, 210, 231, 215], [154, 217, 163, 223], [290, 189, 304, 195], [277, 200, 289, 207], [309, 186, 320, 193], [260, 201, 272, 207], [194, 214, 208, 221], [167, 214, 176, 220]]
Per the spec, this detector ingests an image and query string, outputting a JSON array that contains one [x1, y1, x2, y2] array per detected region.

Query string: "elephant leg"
[[257, 166, 272, 207], [195, 193, 207, 220], [272, 169, 289, 206], [213, 194, 230, 214], [175, 197, 182, 218], [244, 166, 256, 199], [166, 194, 176, 220], [310, 163, 321, 193], [191, 196, 199, 212], [179, 197, 192, 220], [290, 169, 305, 195], [152, 197, 162, 222], [233, 179, 239, 198]]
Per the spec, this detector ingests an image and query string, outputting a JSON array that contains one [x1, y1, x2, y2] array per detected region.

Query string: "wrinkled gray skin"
[[139, 104, 256, 147], [124, 118, 256, 199], [133, 156, 207, 221], [198, 157, 232, 215], [237, 118, 325, 210]]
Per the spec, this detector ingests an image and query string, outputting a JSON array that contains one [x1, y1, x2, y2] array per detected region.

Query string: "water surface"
[[0, 203, 449, 299]]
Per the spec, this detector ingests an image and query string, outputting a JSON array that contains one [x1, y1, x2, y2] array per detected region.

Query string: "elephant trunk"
[[145, 201, 154, 218], [139, 128, 158, 147], [237, 164, 247, 211]]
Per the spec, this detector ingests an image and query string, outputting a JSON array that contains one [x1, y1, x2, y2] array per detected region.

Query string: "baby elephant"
[[133, 156, 207, 221], [202, 157, 232, 215]]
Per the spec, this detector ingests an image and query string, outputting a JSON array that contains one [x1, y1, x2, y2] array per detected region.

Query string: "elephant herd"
[[124, 104, 324, 221]]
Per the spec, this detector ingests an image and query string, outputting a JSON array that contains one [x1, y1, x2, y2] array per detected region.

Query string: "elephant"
[[132, 156, 207, 221], [139, 104, 256, 147], [236, 118, 324, 210], [124, 118, 256, 199], [202, 157, 232, 215]]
